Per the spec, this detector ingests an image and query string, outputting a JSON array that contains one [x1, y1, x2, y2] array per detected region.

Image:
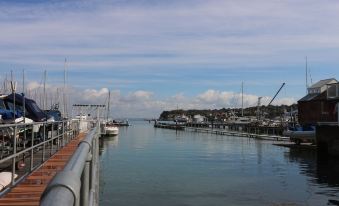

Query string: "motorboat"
[[102, 122, 119, 136], [283, 126, 316, 144]]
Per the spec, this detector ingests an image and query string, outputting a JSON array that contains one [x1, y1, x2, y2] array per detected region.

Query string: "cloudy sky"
[[1, 0, 339, 118]]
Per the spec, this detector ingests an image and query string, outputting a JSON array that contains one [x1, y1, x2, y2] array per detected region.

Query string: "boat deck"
[[0, 132, 86, 206]]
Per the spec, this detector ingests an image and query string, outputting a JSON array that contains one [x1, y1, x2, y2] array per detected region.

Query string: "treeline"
[[159, 104, 298, 121]]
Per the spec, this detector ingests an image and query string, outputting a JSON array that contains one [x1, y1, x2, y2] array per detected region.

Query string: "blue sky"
[[1, 0, 339, 117]]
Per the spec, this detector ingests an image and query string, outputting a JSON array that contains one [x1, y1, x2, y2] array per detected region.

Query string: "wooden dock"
[[0, 132, 86, 206]]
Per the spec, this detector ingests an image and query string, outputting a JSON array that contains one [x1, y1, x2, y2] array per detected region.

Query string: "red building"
[[298, 79, 339, 125]]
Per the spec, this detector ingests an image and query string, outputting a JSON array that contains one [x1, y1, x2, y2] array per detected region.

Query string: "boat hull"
[[103, 126, 119, 136]]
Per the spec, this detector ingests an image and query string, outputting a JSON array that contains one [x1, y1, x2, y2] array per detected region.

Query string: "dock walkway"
[[0, 132, 86, 206]]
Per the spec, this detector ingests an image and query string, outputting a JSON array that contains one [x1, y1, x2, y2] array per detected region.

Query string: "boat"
[[101, 90, 119, 136], [283, 126, 316, 145], [102, 122, 119, 136], [113, 119, 130, 126], [174, 114, 189, 123]]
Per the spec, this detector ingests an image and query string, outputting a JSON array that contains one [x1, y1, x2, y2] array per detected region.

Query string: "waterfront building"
[[298, 79, 339, 126], [193, 114, 207, 123]]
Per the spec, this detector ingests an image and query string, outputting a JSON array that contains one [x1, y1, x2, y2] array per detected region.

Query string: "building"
[[193, 114, 207, 123], [307, 78, 337, 94], [298, 79, 339, 126]]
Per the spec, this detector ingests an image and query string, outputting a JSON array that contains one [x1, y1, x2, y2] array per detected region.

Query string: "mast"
[[10, 70, 16, 122], [43, 70, 46, 110], [63, 58, 67, 118], [107, 90, 111, 120], [3, 73, 7, 94], [23, 69, 25, 122], [241, 82, 244, 117]]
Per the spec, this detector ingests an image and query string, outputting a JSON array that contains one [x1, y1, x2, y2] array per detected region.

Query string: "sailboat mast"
[[10, 70, 16, 122], [43, 70, 46, 110], [63, 58, 67, 118], [241, 82, 244, 117], [23, 69, 26, 121], [107, 90, 111, 120]]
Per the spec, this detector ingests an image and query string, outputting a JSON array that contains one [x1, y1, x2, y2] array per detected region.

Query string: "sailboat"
[[102, 90, 119, 136]]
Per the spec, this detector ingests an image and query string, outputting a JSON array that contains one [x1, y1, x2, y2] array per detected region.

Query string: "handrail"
[[0, 120, 80, 196], [40, 124, 100, 206]]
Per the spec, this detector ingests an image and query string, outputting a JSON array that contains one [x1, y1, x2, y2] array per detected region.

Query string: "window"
[[327, 85, 338, 98]]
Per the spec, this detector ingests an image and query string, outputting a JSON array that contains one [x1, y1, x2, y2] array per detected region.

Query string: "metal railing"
[[0, 120, 80, 195], [40, 124, 100, 206]]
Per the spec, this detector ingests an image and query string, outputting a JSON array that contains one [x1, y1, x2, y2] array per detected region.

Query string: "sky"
[[0, 0, 339, 118]]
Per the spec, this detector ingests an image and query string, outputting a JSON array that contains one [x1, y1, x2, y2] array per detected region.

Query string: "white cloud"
[[29, 84, 294, 118], [124, 90, 153, 102], [82, 88, 109, 100]]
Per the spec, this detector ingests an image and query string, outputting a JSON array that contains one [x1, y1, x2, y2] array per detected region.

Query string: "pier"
[[154, 122, 288, 141], [186, 122, 284, 136], [0, 120, 101, 206]]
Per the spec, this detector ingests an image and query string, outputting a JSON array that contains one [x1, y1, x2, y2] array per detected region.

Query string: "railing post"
[[57, 122, 60, 150], [42, 123, 46, 162], [12, 125, 17, 185], [62, 121, 65, 147], [51, 123, 54, 156], [30, 124, 34, 171], [81, 153, 92, 206]]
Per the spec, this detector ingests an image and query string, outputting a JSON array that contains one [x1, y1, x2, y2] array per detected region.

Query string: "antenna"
[[306, 56, 308, 94], [309, 67, 313, 85]]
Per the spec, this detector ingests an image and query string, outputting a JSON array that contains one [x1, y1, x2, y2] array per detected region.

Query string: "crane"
[[268, 83, 286, 106]]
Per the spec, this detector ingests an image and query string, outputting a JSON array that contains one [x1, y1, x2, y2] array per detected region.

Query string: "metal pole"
[[12, 126, 17, 185], [50, 123, 54, 156], [62, 121, 65, 147], [31, 125, 34, 171], [81, 153, 92, 206], [42, 123, 46, 162]]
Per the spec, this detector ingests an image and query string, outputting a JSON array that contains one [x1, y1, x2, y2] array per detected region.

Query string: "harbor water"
[[99, 121, 339, 206]]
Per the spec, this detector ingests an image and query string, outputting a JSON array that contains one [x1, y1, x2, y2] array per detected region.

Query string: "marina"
[[0, 76, 338, 206], [1, 0, 339, 205]]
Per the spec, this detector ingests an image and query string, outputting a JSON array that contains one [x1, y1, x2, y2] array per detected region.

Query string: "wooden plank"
[[0, 132, 86, 206]]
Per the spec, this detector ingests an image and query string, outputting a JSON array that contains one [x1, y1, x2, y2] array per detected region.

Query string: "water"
[[99, 121, 339, 206]]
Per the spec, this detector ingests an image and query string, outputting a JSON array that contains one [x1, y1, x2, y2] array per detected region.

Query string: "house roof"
[[308, 78, 338, 89], [298, 93, 320, 102]]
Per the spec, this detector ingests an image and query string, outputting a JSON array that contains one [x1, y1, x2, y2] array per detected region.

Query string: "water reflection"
[[99, 135, 119, 155], [286, 148, 339, 187], [285, 147, 339, 204], [100, 121, 339, 206]]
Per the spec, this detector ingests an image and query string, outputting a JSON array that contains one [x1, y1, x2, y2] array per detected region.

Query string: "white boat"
[[101, 90, 119, 136], [283, 129, 316, 144], [103, 123, 119, 136]]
